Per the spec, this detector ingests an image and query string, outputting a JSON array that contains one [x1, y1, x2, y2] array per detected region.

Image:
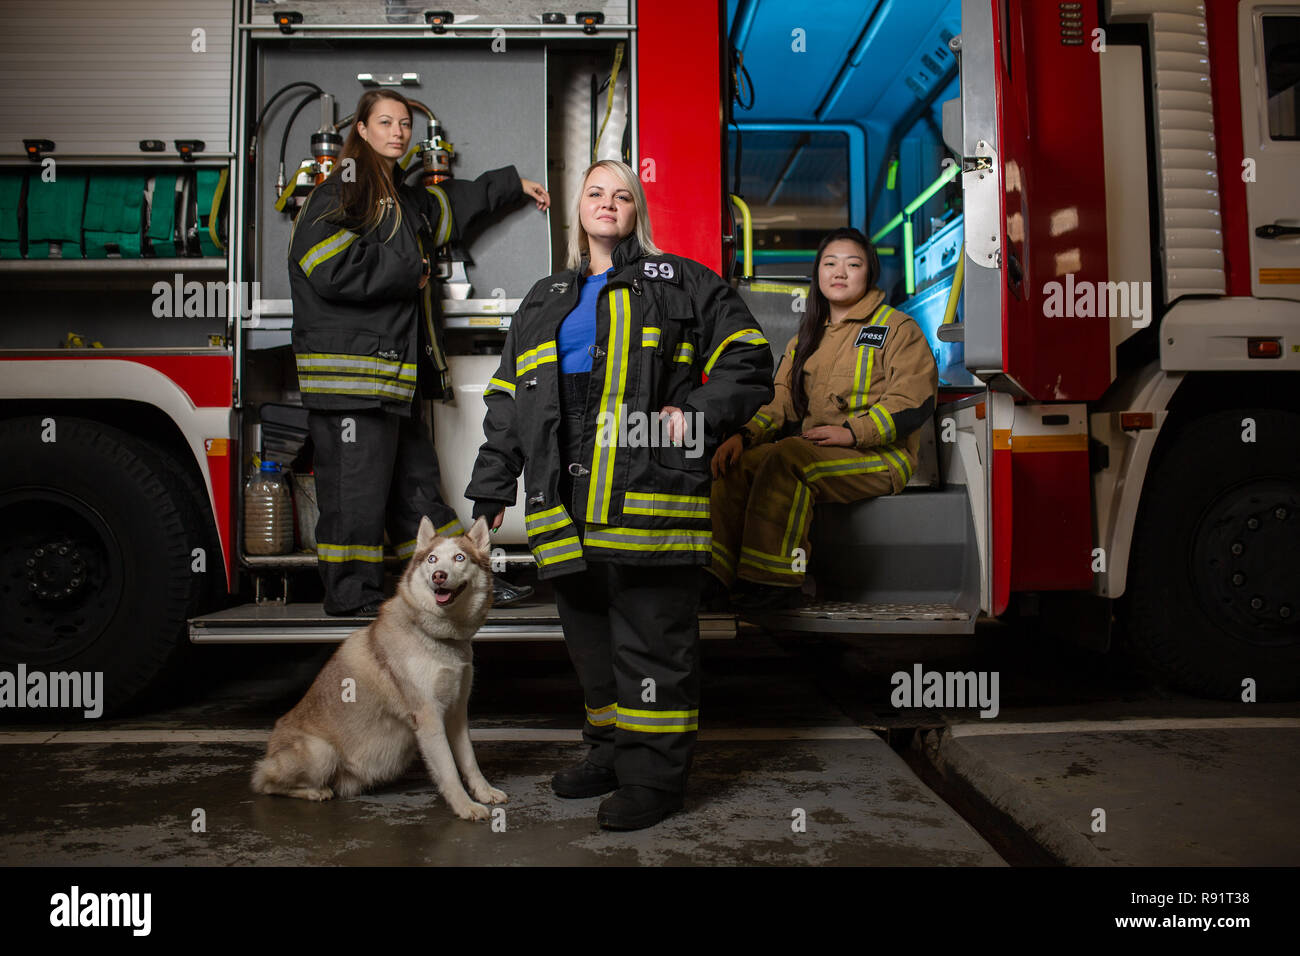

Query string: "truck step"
[[189, 602, 738, 643], [743, 600, 975, 634]]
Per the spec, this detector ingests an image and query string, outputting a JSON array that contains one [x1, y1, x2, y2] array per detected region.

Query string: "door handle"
[[1255, 223, 1300, 240]]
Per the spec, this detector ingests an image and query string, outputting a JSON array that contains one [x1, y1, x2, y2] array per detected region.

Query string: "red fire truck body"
[[1, 0, 1296, 713]]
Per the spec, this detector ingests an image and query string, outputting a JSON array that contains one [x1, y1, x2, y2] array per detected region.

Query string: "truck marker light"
[[1247, 338, 1281, 359], [1119, 412, 1154, 431]]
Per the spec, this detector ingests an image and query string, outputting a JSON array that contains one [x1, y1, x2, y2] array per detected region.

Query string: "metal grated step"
[[742, 600, 975, 634]]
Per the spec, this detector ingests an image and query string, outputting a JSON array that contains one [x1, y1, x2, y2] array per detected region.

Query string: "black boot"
[[737, 582, 803, 612], [551, 758, 619, 798], [493, 577, 535, 607], [699, 569, 733, 611], [597, 785, 684, 830]]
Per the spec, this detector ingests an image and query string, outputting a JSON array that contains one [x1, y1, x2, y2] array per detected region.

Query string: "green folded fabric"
[[195, 168, 226, 257], [0, 173, 23, 259], [84, 174, 145, 258], [148, 174, 178, 257], [26, 174, 87, 258]]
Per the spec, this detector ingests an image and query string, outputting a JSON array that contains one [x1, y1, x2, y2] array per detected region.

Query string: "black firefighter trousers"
[[308, 402, 464, 614], [552, 371, 702, 794]]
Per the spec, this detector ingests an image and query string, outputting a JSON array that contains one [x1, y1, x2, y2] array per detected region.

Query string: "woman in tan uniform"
[[707, 228, 939, 610]]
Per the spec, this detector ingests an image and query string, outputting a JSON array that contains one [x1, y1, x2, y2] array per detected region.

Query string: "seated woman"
[[707, 227, 939, 610]]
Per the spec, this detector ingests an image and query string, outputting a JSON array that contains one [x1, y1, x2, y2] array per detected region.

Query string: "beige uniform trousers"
[[708, 435, 895, 589]]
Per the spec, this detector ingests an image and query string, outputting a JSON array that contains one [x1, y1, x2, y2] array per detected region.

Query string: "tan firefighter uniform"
[[709, 287, 939, 588]]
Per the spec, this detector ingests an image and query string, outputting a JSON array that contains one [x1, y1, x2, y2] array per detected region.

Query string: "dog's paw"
[[453, 799, 492, 822], [471, 782, 508, 805]]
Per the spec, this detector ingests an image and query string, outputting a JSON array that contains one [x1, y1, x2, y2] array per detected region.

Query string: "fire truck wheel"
[[0, 416, 205, 717], [1122, 408, 1300, 700]]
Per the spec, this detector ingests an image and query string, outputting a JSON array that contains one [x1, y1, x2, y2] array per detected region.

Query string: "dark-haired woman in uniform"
[[707, 227, 939, 610], [288, 89, 548, 616]]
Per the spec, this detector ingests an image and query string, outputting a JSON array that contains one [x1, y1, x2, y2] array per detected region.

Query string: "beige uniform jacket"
[[742, 288, 939, 493]]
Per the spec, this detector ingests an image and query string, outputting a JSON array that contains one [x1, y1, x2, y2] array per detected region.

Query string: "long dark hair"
[[307, 90, 412, 240], [788, 228, 881, 420]]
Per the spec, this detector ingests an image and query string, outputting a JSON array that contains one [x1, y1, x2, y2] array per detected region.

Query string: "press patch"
[[855, 325, 889, 349]]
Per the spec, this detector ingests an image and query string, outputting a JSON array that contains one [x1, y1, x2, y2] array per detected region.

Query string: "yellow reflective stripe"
[[517, 340, 558, 376], [525, 505, 568, 530], [296, 354, 417, 378], [867, 405, 896, 443], [739, 544, 801, 574], [617, 706, 699, 719], [673, 342, 694, 364], [855, 305, 895, 411], [299, 228, 358, 277], [394, 538, 417, 559], [641, 326, 661, 347], [778, 479, 812, 560], [435, 518, 466, 538], [298, 378, 416, 399], [703, 327, 769, 377], [623, 492, 710, 518], [399, 145, 420, 170], [485, 377, 517, 398], [425, 185, 453, 246], [317, 542, 384, 563], [586, 702, 618, 726], [615, 705, 700, 732], [534, 535, 583, 567], [586, 288, 632, 524], [710, 540, 735, 574], [879, 445, 913, 484], [583, 526, 710, 552], [752, 411, 773, 429], [615, 720, 699, 733], [528, 515, 573, 535], [802, 454, 890, 483]]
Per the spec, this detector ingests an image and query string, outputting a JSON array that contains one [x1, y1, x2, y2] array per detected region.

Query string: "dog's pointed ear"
[[416, 515, 438, 552], [468, 515, 491, 553]]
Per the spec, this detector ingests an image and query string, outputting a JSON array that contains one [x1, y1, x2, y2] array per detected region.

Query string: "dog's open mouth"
[[433, 582, 466, 607]]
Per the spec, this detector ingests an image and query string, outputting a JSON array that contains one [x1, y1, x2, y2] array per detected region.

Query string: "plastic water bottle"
[[244, 461, 295, 555]]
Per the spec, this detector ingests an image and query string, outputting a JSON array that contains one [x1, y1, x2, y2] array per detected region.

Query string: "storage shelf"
[[0, 257, 228, 272]]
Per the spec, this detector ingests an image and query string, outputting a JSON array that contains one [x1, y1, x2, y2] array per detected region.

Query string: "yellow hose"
[[941, 241, 964, 325]]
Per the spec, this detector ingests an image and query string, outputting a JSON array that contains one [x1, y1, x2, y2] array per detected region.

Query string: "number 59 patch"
[[642, 260, 678, 281], [855, 325, 889, 349]]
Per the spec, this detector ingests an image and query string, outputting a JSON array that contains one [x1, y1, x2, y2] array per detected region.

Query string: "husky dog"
[[251, 516, 506, 820]]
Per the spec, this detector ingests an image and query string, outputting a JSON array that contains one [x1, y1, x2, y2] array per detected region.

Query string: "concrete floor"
[[0, 734, 1002, 866], [3, 626, 1297, 867]]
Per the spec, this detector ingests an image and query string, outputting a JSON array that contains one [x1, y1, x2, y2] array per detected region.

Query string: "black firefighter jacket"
[[288, 163, 521, 410], [466, 233, 775, 579]]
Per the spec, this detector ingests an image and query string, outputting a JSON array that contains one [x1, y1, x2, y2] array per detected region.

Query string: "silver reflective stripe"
[[586, 288, 631, 524], [299, 228, 358, 277]]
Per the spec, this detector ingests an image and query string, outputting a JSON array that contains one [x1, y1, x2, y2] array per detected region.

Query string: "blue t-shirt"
[[557, 268, 612, 374]]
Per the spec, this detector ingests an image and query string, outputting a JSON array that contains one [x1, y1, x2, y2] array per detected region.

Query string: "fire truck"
[[1, 0, 1296, 715]]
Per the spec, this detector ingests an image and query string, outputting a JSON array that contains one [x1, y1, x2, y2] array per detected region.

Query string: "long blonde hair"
[[564, 160, 662, 270]]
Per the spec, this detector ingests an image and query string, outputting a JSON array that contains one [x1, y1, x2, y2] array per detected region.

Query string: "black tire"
[[0, 416, 207, 717], [1121, 408, 1300, 699]]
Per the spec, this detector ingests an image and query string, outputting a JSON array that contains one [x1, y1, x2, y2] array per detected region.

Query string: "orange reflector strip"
[[1248, 338, 1281, 359], [1120, 412, 1155, 430], [205, 438, 229, 456], [975, 402, 986, 420], [1011, 433, 1089, 453], [1259, 269, 1300, 284], [992, 428, 1011, 450]]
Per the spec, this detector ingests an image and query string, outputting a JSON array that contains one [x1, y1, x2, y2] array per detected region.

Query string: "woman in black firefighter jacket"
[[466, 160, 774, 829], [288, 89, 548, 616]]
